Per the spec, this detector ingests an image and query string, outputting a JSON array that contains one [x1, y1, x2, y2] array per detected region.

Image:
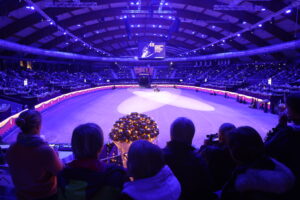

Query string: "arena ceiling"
[[0, 0, 300, 62]]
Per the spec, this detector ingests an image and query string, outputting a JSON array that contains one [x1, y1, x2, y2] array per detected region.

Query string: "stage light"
[[63, 32, 67, 35], [165, 2, 169, 6], [168, 16, 172, 19], [159, 25, 162, 28], [160, 15, 163, 18], [237, 33, 241, 37], [261, 8, 266, 11], [285, 9, 292, 14], [242, 21, 247, 25], [130, 2, 134, 5], [212, 25, 216, 29], [77, 24, 81, 27], [258, 24, 262, 27]]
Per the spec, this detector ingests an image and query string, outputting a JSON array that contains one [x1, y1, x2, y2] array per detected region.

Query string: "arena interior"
[[0, 0, 300, 200]]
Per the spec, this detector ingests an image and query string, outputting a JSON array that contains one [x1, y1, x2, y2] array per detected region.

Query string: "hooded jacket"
[[221, 158, 295, 200], [122, 165, 181, 200], [6, 133, 63, 200]]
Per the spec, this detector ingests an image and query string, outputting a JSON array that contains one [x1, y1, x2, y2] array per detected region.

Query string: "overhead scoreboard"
[[138, 42, 166, 59]]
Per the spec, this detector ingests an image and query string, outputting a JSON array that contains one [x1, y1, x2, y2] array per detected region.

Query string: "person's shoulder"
[[104, 163, 126, 174]]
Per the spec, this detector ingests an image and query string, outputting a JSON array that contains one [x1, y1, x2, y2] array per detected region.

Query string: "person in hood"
[[122, 140, 181, 200], [221, 126, 295, 200], [265, 93, 300, 199], [58, 123, 128, 200], [6, 109, 63, 200]]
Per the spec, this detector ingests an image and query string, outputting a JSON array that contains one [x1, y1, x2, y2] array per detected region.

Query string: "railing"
[[0, 84, 269, 136]]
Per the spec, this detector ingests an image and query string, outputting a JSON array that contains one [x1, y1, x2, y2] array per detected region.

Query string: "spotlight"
[[237, 33, 241, 37], [285, 9, 292, 14], [242, 21, 247, 25], [258, 24, 262, 27], [261, 8, 266, 11]]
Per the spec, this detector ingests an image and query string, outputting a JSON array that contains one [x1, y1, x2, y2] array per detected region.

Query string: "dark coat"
[[221, 157, 295, 200], [58, 159, 128, 200], [163, 141, 216, 200], [265, 125, 300, 199], [199, 144, 236, 191]]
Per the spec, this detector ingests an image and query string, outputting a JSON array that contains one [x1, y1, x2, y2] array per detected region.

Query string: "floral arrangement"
[[109, 112, 159, 143]]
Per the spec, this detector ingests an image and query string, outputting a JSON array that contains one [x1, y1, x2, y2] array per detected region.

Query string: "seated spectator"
[[58, 123, 127, 200], [6, 109, 63, 200], [122, 140, 181, 200], [265, 93, 300, 199], [163, 117, 216, 200], [221, 126, 295, 200], [199, 123, 236, 191]]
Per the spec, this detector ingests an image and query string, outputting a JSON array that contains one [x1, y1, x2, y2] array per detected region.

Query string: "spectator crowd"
[[2, 93, 300, 200]]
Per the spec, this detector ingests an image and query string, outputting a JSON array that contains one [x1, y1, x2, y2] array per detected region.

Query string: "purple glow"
[[258, 24, 263, 27]]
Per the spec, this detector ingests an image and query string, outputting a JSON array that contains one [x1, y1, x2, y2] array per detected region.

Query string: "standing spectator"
[[6, 109, 63, 200], [58, 123, 127, 200], [221, 126, 295, 200], [199, 123, 236, 191], [163, 117, 216, 200], [265, 93, 300, 199], [122, 140, 181, 200]]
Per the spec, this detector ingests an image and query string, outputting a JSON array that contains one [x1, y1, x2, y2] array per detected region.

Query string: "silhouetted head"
[[228, 126, 265, 165], [127, 140, 165, 180], [286, 93, 300, 124], [15, 109, 42, 135], [71, 123, 104, 159], [170, 117, 195, 145], [218, 123, 236, 144]]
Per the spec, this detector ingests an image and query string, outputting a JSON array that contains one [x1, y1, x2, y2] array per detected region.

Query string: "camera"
[[205, 133, 219, 145]]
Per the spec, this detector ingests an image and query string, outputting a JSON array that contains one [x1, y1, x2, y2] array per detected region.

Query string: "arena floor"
[[3, 88, 278, 148]]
